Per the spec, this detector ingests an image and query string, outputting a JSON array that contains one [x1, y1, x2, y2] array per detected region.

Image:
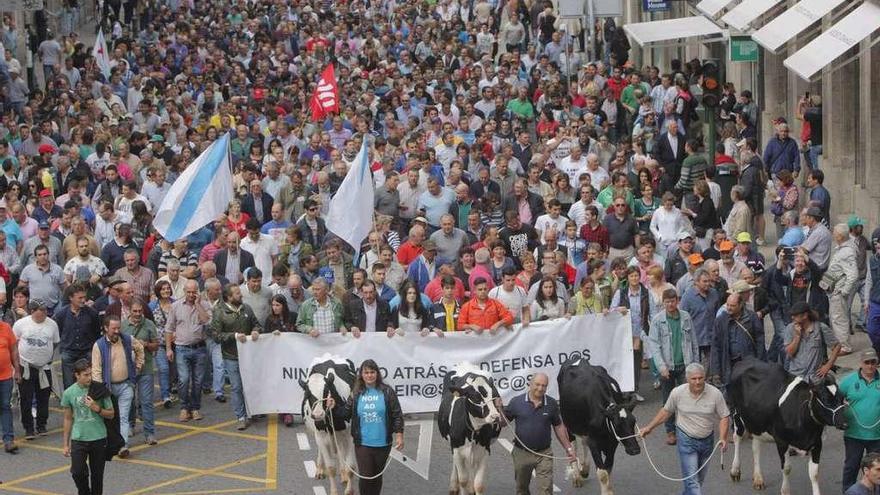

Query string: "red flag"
[[309, 64, 340, 122]]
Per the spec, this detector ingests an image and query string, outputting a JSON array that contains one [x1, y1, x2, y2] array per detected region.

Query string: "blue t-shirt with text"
[[357, 387, 388, 447]]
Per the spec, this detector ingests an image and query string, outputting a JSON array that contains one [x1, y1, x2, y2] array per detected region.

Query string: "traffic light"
[[701, 61, 722, 108]]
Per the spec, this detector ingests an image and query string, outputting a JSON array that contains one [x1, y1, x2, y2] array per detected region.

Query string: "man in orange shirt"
[[458, 277, 515, 334], [0, 319, 20, 453]]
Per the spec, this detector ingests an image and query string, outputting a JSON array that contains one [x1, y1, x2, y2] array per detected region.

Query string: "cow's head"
[[301, 357, 355, 424], [810, 375, 848, 431], [449, 371, 501, 427], [604, 399, 640, 455]]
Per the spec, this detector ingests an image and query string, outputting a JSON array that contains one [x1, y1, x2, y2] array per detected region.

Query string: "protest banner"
[[237, 313, 633, 415]]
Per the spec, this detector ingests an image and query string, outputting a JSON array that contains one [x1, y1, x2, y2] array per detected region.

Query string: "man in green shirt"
[[646, 288, 700, 445], [506, 87, 535, 122], [123, 299, 159, 446], [62, 358, 114, 495], [840, 349, 880, 492]]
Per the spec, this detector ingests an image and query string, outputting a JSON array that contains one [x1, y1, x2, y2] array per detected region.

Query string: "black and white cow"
[[437, 363, 502, 495], [728, 358, 848, 495], [299, 354, 358, 495], [557, 356, 640, 495]]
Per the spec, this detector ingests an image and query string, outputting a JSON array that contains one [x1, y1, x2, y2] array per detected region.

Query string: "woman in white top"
[[649, 191, 690, 253], [530, 276, 569, 321], [391, 280, 432, 336]]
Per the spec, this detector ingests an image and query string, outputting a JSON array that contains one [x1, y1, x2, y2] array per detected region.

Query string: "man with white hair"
[[825, 223, 859, 355], [557, 144, 587, 185], [640, 362, 729, 495]]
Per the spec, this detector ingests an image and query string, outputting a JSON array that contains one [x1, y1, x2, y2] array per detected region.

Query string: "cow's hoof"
[[730, 470, 741, 482], [752, 477, 765, 490], [572, 477, 584, 488], [580, 469, 590, 479]]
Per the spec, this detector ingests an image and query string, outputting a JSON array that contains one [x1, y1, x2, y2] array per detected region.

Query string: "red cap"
[[38, 188, 53, 198], [38, 144, 57, 154]]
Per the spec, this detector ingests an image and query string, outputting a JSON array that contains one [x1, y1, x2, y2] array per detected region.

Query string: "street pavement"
[[0, 333, 866, 495]]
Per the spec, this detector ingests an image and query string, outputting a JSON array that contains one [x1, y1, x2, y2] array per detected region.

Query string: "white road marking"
[[390, 419, 434, 480], [297, 432, 311, 450], [304, 460, 317, 478], [498, 438, 561, 493], [312, 487, 327, 495]]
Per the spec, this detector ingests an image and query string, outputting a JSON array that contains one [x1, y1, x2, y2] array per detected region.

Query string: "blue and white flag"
[[326, 136, 374, 258], [153, 133, 234, 242]]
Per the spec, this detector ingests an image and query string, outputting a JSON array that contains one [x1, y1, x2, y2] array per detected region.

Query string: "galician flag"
[[153, 133, 234, 242], [92, 29, 112, 80], [326, 136, 374, 258]]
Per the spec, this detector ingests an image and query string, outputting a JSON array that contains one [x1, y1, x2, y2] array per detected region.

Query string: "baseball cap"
[[862, 349, 878, 363], [677, 231, 693, 241], [150, 134, 165, 143], [719, 240, 735, 252], [38, 188, 53, 198], [848, 215, 865, 229], [38, 220, 50, 229], [27, 299, 47, 311], [871, 228, 880, 244], [727, 280, 756, 294], [38, 144, 57, 154], [413, 217, 428, 225], [736, 232, 752, 243], [688, 253, 704, 266]]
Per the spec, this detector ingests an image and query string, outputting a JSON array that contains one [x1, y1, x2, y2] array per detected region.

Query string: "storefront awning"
[[783, 1, 880, 80], [751, 0, 848, 53], [721, 0, 785, 31], [696, 0, 739, 17], [623, 16, 728, 47]]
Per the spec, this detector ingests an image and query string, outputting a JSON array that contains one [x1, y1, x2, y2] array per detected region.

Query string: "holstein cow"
[[728, 358, 848, 495], [557, 356, 640, 495], [437, 363, 502, 495], [300, 354, 358, 495]]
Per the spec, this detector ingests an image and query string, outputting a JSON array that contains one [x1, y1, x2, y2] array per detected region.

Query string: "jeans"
[[175, 345, 207, 412], [130, 373, 155, 437], [203, 339, 226, 397], [867, 302, 880, 355], [61, 349, 92, 391], [767, 309, 788, 367], [18, 365, 52, 433], [155, 344, 175, 401], [661, 365, 687, 433], [842, 437, 880, 493], [110, 382, 134, 449], [808, 144, 823, 170], [0, 378, 13, 442], [70, 438, 106, 495], [224, 359, 246, 420], [676, 428, 714, 495]]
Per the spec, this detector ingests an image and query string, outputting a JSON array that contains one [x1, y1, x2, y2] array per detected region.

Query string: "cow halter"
[[807, 391, 847, 426]]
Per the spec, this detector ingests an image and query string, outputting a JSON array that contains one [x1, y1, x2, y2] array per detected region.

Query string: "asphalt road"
[[0, 343, 863, 495]]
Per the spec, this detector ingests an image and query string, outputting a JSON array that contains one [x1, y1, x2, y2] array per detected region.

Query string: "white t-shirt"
[[63, 255, 108, 282], [557, 155, 587, 184], [488, 285, 528, 322], [13, 315, 60, 368], [240, 234, 280, 283]]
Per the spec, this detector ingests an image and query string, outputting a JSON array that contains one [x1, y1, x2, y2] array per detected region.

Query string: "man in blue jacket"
[[762, 123, 801, 179]]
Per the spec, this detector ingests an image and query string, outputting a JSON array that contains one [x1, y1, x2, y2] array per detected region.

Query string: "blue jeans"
[[223, 359, 246, 420], [676, 428, 714, 495], [110, 382, 134, 449], [61, 349, 91, 391], [155, 344, 173, 401], [843, 437, 880, 493], [175, 345, 206, 412], [0, 378, 13, 442], [203, 339, 226, 397], [132, 373, 155, 436], [808, 144, 822, 169], [767, 309, 788, 366], [867, 302, 880, 356]]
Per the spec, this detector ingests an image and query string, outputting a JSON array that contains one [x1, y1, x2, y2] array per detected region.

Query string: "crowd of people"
[[0, 0, 877, 493]]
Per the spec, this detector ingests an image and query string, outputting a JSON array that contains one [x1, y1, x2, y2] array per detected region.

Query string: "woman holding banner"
[[329, 359, 404, 495]]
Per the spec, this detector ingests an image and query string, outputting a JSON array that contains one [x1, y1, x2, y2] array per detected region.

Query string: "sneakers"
[[118, 448, 130, 459], [236, 418, 250, 431], [4, 441, 19, 454], [282, 414, 294, 427], [653, 380, 661, 390], [24, 430, 36, 441], [146, 435, 158, 446], [214, 395, 227, 403], [191, 410, 204, 421], [36, 426, 48, 436], [756, 237, 765, 246], [179, 409, 191, 422], [666, 432, 677, 446], [163, 399, 173, 409], [633, 393, 646, 403]]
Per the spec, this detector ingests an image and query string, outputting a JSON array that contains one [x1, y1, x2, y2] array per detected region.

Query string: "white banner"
[[237, 314, 634, 415]]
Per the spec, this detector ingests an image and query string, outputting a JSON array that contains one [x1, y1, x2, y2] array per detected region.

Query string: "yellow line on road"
[[0, 466, 69, 489], [128, 419, 239, 453], [0, 485, 62, 495], [154, 420, 268, 441], [119, 454, 267, 495], [265, 415, 278, 489], [121, 458, 270, 484], [160, 488, 273, 495]]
